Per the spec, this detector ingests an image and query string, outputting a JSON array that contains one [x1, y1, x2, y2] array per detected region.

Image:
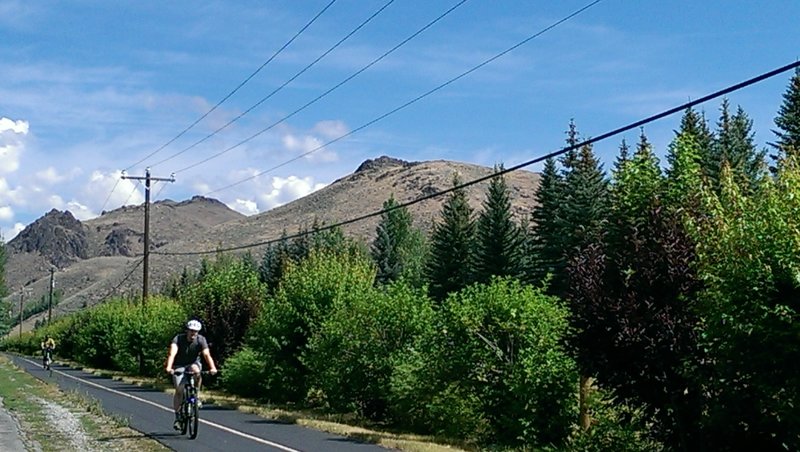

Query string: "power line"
[[200, 0, 602, 196], [122, 180, 142, 207], [170, 0, 472, 175], [150, 59, 800, 257], [123, 0, 339, 172], [150, 0, 398, 170]]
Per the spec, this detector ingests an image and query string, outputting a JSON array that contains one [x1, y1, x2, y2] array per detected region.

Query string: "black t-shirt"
[[171, 333, 209, 367]]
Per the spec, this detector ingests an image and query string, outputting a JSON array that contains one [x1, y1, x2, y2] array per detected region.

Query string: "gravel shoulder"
[[0, 354, 168, 452]]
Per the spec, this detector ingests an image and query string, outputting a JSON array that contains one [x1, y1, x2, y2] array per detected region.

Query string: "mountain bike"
[[174, 370, 211, 439]]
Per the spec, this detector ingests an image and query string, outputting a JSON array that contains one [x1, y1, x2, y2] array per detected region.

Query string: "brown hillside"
[[5, 157, 540, 333]]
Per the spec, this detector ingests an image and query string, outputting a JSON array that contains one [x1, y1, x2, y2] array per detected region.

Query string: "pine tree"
[[561, 119, 581, 170], [677, 107, 714, 154], [705, 99, 765, 193], [526, 157, 565, 288], [771, 67, 800, 169], [612, 138, 630, 177], [665, 130, 704, 211], [473, 166, 524, 284], [371, 194, 427, 286], [559, 142, 609, 264], [426, 173, 476, 301]]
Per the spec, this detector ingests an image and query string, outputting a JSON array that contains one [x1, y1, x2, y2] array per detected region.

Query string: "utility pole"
[[18, 287, 32, 339], [48, 266, 55, 325], [121, 168, 175, 306]]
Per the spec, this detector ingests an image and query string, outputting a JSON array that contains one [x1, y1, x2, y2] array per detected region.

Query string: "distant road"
[[6, 354, 393, 452]]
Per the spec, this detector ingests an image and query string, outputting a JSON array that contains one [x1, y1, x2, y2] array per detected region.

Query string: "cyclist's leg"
[[172, 367, 187, 429], [189, 362, 202, 406]]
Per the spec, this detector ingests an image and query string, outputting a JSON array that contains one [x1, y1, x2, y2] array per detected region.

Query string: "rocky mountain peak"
[[354, 155, 414, 173], [8, 209, 89, 267]]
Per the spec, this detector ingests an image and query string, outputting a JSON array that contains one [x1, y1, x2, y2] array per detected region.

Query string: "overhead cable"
[[150, 0, 397, 169], [124, 0, 339, 172], [171, 0, 473, 175], [151, 59, 800, 256], [200, 0, 602, 195]]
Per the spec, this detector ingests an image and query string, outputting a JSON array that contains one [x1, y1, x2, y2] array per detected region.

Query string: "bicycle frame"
[[175, 370, 202, 439]]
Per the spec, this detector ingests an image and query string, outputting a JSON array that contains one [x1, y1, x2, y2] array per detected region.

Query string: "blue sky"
[[1, 0, 798, 241]]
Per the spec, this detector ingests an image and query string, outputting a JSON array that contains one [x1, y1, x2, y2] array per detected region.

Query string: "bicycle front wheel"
[[188, 402, 199, 439]]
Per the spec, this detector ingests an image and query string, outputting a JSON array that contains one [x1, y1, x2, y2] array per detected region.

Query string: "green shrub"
[[305, 281, 434, 419], [563, 387, 664, 452], [390, 278, 578, 447], [246, 248, 375, 403], [180, 257, 266, 364], [221, 346, 269, 397]]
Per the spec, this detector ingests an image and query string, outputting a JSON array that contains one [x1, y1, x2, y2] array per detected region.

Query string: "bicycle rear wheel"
[[188, 402, 199, 439]]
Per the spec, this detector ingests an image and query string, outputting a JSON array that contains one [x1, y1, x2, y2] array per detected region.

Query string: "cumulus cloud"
[[0, 205, 13, 221], [87, 170, 145, 211], [0, 117, 29, 174], [35, 166, 66, 184], [281, 120, 345, 163], [1, 222, 25, 242], [0, 117, 29, 134], [257, 175, 326, 211], [65, 200, 94, 220], [229, 199, 259, 216]]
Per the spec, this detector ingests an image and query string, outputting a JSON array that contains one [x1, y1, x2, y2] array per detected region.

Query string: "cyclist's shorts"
[[172, 362, 202, 388]]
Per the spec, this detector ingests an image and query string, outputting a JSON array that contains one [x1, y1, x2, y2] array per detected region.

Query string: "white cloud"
[[229, 199, 259, 216], [65, 200, 94, 220], [257, 175, 326, 211], [2, 222, 25, 242], [0, 205, 13, 221], [0, 117, 29, 134], [0, 117, 28, 174], [281, 121, 343, 163], [87, 170, 145, 212], [35, 166, 66, 184], [313, 120, 348, 140]]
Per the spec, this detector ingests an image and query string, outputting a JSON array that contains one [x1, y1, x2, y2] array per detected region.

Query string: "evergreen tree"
[[426, 173, 476, 301], [612, 138, 630, 177], [665, 130, 704, 211], [473, 166, 524, 284], [561, 119, 581, 170], [677, 107, 714, 155], [771, 67, 800, 169], [705, 99, 765, 193], [559, 141, 609, 266], [371, 194, 427, 286], [526, 157, 565, 288], [569, 133, 703, 447]]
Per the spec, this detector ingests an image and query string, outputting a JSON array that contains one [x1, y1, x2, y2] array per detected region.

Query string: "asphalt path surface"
[[6, 353, 394, 452]]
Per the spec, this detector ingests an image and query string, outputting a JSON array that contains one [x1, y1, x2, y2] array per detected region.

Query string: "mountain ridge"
[[3, 156, 541, 333]]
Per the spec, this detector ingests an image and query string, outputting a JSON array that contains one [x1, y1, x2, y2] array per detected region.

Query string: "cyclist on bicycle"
[[165, 319, 217, 430], [40, 335, 56, 368]]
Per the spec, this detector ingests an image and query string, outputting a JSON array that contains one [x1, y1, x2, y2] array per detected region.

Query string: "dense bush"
[[390, 278, 578, 447], [305, 281, 434, 419], [690, 162, 800, 450], [179, 256, 266, 364], [239, 248, 376, 403], [563, 387, 664, 452]]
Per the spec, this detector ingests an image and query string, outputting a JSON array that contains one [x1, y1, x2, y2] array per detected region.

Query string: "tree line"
[[2, 68, 800, 450]]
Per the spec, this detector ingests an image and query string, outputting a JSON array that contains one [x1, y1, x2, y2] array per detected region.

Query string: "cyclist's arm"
[[201, 348, 218, 374], [165, 343, 178, 373]]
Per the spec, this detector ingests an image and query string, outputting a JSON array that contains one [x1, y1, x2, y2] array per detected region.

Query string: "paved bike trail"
[[6, 354, 393, 452]]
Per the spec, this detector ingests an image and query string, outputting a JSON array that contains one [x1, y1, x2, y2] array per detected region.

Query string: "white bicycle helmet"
[[186, 319, 202, 331]]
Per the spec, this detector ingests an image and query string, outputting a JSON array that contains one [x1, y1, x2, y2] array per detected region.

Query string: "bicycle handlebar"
[[172, 370, 218, 376]]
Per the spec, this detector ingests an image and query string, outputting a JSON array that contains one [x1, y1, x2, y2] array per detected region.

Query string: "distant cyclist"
[[164, 319, 218, 430], [40, 335, 56, 369]]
